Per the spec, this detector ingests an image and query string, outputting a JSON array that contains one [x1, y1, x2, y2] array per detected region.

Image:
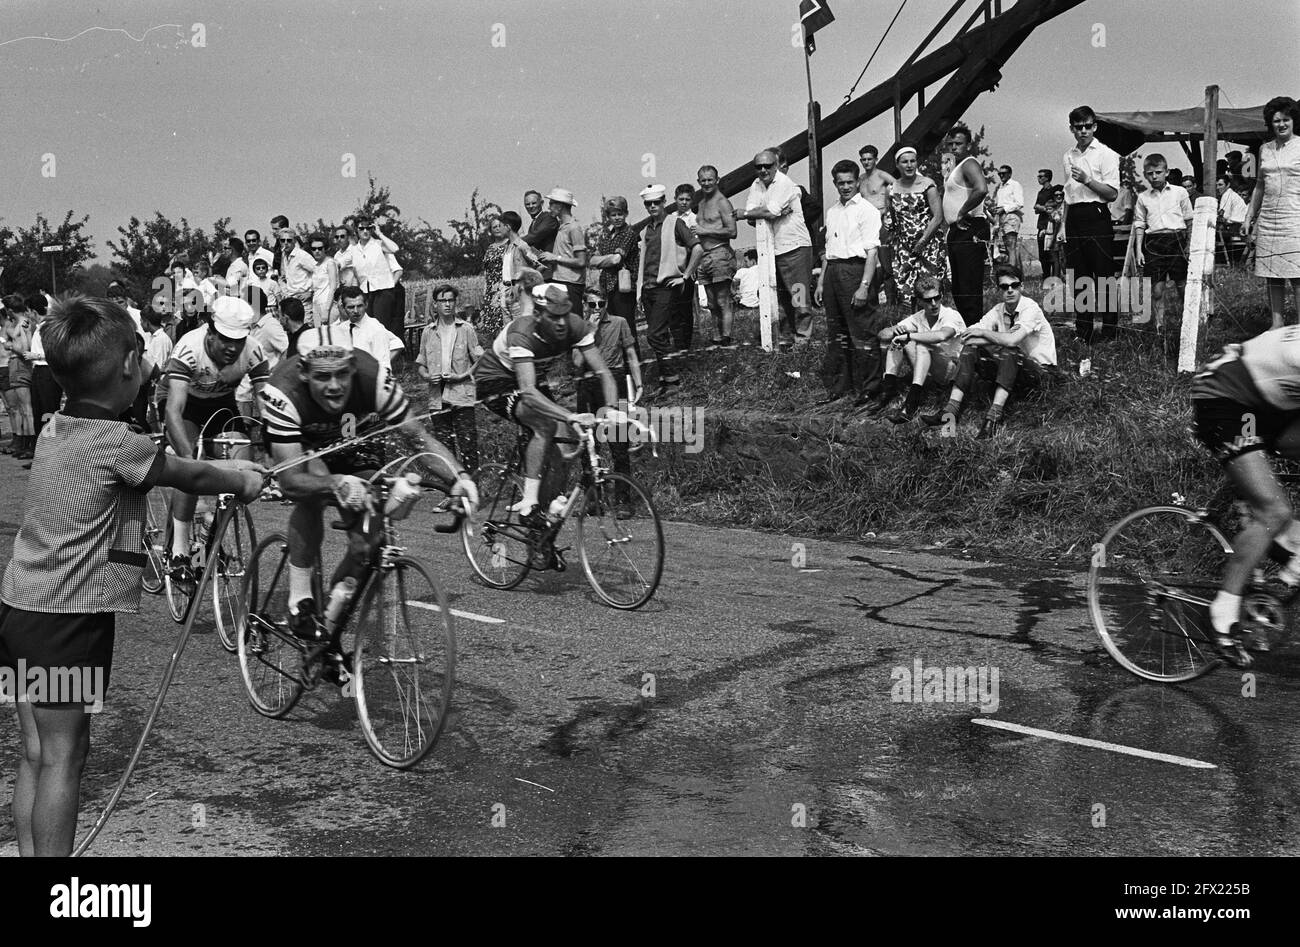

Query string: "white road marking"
[[514, 777, 555, 793], [405, 601, 505, 625], [971, 718, 1217, 769], [799, 569, 824, 573]]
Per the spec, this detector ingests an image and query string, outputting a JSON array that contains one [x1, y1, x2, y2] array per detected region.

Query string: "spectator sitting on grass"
[[922, 263, 1059, 439], [731, 249, 760, 343], [869, 275, 966, 423]]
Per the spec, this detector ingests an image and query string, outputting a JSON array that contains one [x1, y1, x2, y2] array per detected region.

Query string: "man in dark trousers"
[[1062, 105, 1120, 342]]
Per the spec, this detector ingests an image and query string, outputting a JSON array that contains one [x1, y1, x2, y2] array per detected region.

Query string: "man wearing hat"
[[637, 184, 701, 387], [163, 295, 271, 582], [259, 328, 477, 640], [536, 188, 588, 313], [473, 283, 619, 520]]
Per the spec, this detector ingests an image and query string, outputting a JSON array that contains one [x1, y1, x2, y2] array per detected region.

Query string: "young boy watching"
[[1133, 154, 1194, 330], [0, 296, 263, 856]]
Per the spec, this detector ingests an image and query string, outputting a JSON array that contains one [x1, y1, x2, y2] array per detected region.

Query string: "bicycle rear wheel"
[[352, 556, 455, 768], [142, 486, 170, 595], [238, 532, 307, 718], [577, 472, 664, 610], [213, 504, 257, 653], [462, 463, 532, 590], [1088, 506, 1226, 682]]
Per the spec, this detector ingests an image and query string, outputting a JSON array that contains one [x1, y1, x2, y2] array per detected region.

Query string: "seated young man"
[[868, 275, 966, 423], [922, 264, 1058, 438], [472, 283, 619, 520], [259, 338, 476, 640]]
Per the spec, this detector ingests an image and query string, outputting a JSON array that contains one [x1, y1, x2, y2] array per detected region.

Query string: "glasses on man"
[[310, 244, 325, 251], [333, 232, 348, 239], [754, 162, 775, 170], [921, 295, 941, 305], [585, 299, 605, 310], [1071, 122, 1096, 130], [999, 281, 1022, 290]]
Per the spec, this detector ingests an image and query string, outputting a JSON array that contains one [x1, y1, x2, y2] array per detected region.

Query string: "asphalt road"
[[1, 459, 1298, 856]]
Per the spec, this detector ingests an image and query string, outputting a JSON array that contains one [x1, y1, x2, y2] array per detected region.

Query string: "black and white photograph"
[[0, 0, 1293, 914]]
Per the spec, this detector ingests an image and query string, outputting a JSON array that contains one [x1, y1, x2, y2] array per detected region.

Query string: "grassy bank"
[[396, 267, 1279, 560]]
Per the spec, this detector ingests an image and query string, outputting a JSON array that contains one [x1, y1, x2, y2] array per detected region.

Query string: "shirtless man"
[[692, 165, 739, 346], [858, 144, 898, 300]]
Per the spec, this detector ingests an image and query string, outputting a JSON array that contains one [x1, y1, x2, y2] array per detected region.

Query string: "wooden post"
[[1202, 85, 1219, 195], [756, 220, 777, 352], [1178, 198, 1218, 372], [808, 100, 824, 212]]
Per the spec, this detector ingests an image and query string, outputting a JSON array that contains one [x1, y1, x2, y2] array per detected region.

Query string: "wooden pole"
[[1202, 85, 1219, 195], [802, 25, 822, 211]]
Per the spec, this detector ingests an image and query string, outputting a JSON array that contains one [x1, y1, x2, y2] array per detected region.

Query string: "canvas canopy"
[[1093, 105, 1271, 156]]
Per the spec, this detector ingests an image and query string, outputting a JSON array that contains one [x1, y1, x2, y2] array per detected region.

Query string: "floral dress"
[[479, 240, 509, 341], [888, 179, 949, 292]]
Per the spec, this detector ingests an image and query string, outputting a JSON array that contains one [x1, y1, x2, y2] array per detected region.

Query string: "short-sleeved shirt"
[[260, 350, 409, 449], [166, 326, 270, 400], [586, 314, 635, 372], [550, 220, 588, 284], [975, 297, 1057, 366], [474, 313, 596, 385], [735, 265, 761, 307], [597, 224, 639, 295], [1, 403, 166, 613], [1135, 185, 1193, 234], [642, 216, 698, 287], [1193, 326, 1300, 411], [891, 305, 967, 359], [745, 170, 812, 254]]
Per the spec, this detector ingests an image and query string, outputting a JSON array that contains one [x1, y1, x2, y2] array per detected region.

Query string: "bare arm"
[[165, 378, 195, 458]]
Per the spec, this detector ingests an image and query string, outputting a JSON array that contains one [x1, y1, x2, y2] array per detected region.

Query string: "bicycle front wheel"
[[142, 486, 170, 595], [163, 513, 208, 623], [577, 472, 664, 610], [462, 463, 532, 590], [214, 504, 258, 653], [238, 532, 307, 718], [1088, 506, 1226, 683], [352, 557, 455, 768]]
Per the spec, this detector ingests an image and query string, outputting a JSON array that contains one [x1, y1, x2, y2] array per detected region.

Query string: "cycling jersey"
[[165, 326, 269, 401], [259, 351, 409, 449], [1193, 326, 1300, 411], [473, 313, 596, 386]]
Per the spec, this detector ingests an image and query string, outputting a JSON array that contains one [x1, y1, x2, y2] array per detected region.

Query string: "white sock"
[[171, 518, 192, 556], [288, 566, 314, 614], [511, 477, 541, 513], [1210, 591, 1242, 637]]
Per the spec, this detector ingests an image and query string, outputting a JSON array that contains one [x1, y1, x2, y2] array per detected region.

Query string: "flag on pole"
[[799, 0, 835, 55]]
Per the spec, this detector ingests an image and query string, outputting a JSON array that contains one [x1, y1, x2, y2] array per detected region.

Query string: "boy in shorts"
[[0, 296, 264, 856]]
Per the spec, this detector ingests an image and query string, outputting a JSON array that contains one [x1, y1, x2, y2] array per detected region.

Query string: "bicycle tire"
[[141, 486, 170, 595], [352, 556, 456, 768], [213, 504, 258, 653], [577, 472, 664, 610], [462, 463, 532, 590], [163, 513, 209, 624], [237, 532, 307, 718], [1087, 505, 1225, 683]]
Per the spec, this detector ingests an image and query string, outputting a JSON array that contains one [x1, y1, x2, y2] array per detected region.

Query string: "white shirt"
[[976, 297, 1056, 366], [225, 257, 249, 290], [892, 305, 966, 359], [339, 239, 398, 292], [145, 327, 173, 374], [280, 246, 316, 295], [125, 305, 142, 329], [1134, 184, 1193, 234], [298, 314, 393, 367], [198, 278, 220, 309], [1219, 188, 1248, 225], [735, 265, 761, 307], [994, 178, 1025, 214], [823, 194, 881, 260], [745, 170, 812, 254], [311, 256, 340, 322], [1063, 138, 1121, 205]]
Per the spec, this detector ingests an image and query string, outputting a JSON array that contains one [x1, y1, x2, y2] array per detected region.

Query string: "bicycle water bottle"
[[547, 495, 568, 523], [384, 473, 422, 521], [325, 577, 358, 629]]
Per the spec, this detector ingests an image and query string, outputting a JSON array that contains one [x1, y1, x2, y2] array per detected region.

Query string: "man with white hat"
[[536, 187, 588, 313], [637, 183, 701, 388], [259, 322, 477, 641], [473, 282, 619, 520], [162, 295, 271, 583]]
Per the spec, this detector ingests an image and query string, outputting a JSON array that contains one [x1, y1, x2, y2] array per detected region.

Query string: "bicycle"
[[162, 413, 259, 652], [463, 416, 664, 610], [141, 431, 171, 595], [236, 463, 464, 768], [1088, 484, 1300, 682]]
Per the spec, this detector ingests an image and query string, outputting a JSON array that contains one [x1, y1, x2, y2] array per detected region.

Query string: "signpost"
[[42, 244, 64, 294]]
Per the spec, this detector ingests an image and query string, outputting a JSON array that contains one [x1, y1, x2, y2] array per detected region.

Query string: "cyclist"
[[164, 296, 270, 584], [472, 283, 620, 519], [1193, 324, 1300, 665], [258, 332, 478, 639]]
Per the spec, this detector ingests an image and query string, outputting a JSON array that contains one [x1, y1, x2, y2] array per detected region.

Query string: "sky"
[[1, 0, 1295, 262]]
